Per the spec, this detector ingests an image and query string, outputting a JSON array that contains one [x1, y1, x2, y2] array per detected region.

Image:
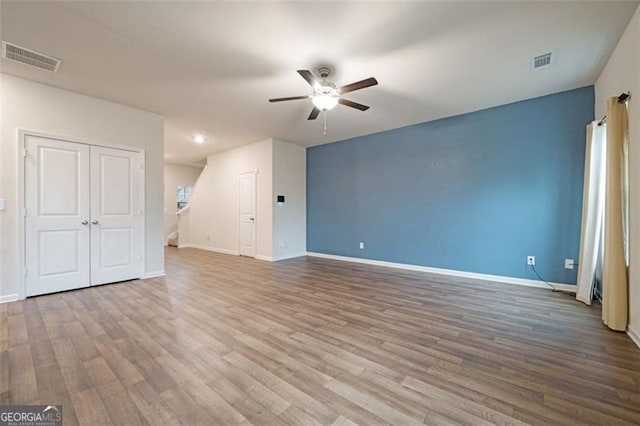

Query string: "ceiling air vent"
[[1, 41, 61, 72], [532, 52, 552, 70]]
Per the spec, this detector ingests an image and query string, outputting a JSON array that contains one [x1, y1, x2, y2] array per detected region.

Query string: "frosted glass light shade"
[[312, 95, 338, 110]]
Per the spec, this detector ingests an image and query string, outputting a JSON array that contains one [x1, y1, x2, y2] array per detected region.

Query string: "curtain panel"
[[602, 97, 629, 331], [576, 123, 606, 305]]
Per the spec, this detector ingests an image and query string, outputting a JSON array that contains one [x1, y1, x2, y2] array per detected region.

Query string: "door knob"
[[81, 220, 89, 225], [91, 219, 99, 225], [250, 217, 255, 221]]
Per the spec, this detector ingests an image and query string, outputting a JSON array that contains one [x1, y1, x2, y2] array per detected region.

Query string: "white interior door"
[[239, 171, 256, 257], [90, 146, 143, 285], [25, 136, 91, 296]]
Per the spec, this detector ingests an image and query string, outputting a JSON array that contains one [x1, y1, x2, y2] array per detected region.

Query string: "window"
[[176, 186, 192, 211]]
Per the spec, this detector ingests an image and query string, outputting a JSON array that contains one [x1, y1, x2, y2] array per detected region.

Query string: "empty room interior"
[[2, 1, 640, 425]]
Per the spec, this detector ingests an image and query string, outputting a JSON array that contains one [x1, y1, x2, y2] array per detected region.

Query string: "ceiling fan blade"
[[339, 98, 370, 111], [339, 77, 378, 94], [308, 107, 321, 120], [269, 95, 310, 102], [297, 70, 319, 88]]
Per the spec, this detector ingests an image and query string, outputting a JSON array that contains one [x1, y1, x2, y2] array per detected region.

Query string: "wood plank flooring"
[[2, 247, 640, 425]]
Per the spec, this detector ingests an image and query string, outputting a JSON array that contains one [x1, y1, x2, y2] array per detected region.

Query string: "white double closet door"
[[25, 135, 143, 297]]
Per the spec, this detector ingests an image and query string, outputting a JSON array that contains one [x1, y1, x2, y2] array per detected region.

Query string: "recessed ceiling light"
[[194, 134, 204, 144]]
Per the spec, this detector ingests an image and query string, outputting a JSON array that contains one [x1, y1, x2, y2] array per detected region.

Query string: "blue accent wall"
[[307, 86, 594, 284]]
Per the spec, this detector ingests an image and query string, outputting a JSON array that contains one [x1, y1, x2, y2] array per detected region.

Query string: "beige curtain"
[[602, 97, 629, 331]]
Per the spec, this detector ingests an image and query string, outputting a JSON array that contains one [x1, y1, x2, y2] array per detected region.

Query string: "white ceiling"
[[1, 1, 637, 165]]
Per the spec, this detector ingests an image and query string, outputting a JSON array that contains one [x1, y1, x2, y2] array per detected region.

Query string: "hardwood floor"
[[2, 247, 640, 425]]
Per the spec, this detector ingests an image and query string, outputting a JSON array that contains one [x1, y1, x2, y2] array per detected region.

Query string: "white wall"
[[183, 138, 307, 261], [273, 139, 306, 260], [187, 139, 273, 258], [164, 163, 203, 242], [595, 5, 640, 344], [0, 74, 165, 300]]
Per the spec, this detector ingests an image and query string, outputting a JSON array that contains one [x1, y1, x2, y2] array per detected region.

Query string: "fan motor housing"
[[317, 66, 332, 78], [315, 80, 338, 97]]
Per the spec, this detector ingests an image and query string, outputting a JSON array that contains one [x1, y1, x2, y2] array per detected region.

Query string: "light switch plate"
[[0, 199, 5, 211]]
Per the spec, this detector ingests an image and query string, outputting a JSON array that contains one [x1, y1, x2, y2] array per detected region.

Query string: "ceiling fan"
[[269, 67, 378, 120]]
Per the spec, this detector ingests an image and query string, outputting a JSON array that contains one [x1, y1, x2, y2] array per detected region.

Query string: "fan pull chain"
[[323, 110, 328, 136]]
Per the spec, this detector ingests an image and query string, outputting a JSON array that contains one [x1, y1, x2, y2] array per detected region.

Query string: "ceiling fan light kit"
[[269, 66, 378, 134], [311, 92, 338, 110]]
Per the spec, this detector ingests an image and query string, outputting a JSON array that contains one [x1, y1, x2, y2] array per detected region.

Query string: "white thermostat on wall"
[[0, 199, 5, 211]]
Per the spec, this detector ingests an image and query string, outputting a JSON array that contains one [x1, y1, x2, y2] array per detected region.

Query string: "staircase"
[[167, 231, 179, 247]]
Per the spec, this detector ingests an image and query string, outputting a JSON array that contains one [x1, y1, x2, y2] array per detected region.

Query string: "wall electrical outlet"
[[359, 242, 365, 249], [565, 258, 574, 270], [527, 256, 535, 266]]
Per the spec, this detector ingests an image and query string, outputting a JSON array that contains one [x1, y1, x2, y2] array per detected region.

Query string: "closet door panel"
[[90, 146, 143, 285], [25, 136, 91, 296]]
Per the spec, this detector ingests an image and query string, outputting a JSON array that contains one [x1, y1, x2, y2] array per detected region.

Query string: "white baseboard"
[[0, 294, 19, 304], [180, 245, 302, 262], [255, 253, 307, 262], [273, 253, 307, 261], [178, 243, 239, 256], [141, 270, 165, 279], [306, 252, 577, 293], [628, 324, 640, 349]]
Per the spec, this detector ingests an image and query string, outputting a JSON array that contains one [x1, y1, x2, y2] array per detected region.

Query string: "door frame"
[[17, 129, 146, 300], [238, 169, 258, 257]]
